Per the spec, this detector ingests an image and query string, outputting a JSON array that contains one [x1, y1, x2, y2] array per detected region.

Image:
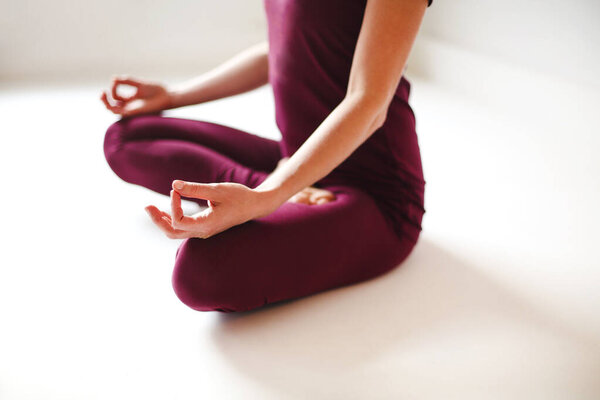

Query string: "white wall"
[[2, 0, 599, 89], [1, 0, 267, 82], [412, 0, 600, 89]]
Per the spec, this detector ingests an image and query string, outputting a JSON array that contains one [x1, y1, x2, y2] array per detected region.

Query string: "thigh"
[[108, 137, 273, 197], [105, 114, 282, 172], [172, 184, 417, 312], [104, 115, 280, 201]]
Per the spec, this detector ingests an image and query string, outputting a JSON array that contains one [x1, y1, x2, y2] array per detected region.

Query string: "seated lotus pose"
[[101, 0, 431, 312]]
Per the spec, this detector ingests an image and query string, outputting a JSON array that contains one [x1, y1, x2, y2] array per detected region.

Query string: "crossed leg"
[[104, 114, 416, 312], [103, 114, 281, 207], [172, 185, 416, 312]]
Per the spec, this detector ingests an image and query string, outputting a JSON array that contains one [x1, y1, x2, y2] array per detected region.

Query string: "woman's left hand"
[[144, 180, 277, 239]]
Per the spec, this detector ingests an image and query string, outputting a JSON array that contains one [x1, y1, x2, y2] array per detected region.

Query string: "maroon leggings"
[[103, 114, 418, 312]]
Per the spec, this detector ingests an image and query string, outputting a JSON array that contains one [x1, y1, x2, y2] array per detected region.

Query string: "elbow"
[[373, 107, 388, 130], [368, 94, 392, 130], [346, 92, 391, 131]]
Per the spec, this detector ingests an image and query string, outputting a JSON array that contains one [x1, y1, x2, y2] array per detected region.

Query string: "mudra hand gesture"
[[145, 180, 276, 239], [145, 160, 336, 239], [100, 76, 172, 117]]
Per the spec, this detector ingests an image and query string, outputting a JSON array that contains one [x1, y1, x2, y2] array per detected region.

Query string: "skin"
[[102, 0, 428, 240]]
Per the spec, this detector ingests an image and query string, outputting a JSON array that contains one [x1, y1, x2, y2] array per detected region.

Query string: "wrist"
[[253, 184, 286, 217], [165, 86, 185, 110]]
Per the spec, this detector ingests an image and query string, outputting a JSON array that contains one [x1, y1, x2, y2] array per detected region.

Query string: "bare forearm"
[[255, 0, 426, 212], [167, 41, 269, 109], [255, 94, 385, 207]]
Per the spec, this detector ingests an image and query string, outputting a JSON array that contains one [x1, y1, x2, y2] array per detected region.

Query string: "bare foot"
[[275, 158, 336, 205], [289, 186, 336, 205]]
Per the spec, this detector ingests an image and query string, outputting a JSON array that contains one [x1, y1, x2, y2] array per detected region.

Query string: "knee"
[[103, 119, 127, 174], [171, 238, 248, 312]]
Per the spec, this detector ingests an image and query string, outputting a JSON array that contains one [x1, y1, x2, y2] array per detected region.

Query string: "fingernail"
[[173, 180, 184, 190]]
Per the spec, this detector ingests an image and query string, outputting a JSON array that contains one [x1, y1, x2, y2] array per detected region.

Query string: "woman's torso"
[[264, 0, 426, 241]]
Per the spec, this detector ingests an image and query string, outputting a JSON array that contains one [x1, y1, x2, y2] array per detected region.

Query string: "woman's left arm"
[[255, 0, 428, 204], [146, 0, 428, 239]]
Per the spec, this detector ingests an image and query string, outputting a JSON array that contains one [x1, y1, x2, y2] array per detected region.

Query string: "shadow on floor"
[[207, 237, 600, 396]]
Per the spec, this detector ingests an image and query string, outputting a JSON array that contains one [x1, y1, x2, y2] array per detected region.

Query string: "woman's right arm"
[[168, 40, 269, 108], [101, 40, 269, 116]]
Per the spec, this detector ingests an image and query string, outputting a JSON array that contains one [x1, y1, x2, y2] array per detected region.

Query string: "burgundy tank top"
[[263, 0, 429, 242]]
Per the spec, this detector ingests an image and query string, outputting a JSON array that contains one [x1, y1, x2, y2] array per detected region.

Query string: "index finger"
[[100, 91, 125, 115], [170, 189, 208, 231], [111, 76, 141, 101], [171, 189, 185, 223]]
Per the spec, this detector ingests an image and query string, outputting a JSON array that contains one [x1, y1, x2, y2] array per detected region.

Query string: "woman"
[[101, 0, 432, 312]]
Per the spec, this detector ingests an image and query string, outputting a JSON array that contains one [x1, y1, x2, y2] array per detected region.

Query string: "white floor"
[[0, 69, 599, 399]]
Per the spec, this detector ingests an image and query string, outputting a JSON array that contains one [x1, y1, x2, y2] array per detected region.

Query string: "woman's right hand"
[[100, 76, 172, 117]]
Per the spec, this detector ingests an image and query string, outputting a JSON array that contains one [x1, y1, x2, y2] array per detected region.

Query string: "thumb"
[[172, 180, 218, 201]]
